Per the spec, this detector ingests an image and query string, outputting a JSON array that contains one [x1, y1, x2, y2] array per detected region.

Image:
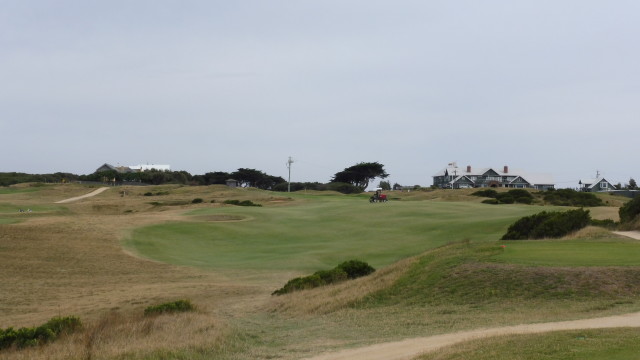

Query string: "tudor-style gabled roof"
[[450, 175, 474, 184], [96, 163, 117, 172], [580, 177, 614, 189], [508, 176, 530, 184]]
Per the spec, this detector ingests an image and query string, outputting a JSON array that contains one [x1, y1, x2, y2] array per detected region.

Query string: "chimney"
[[466, 165, 471, 173], [503, 165, 509, 174]]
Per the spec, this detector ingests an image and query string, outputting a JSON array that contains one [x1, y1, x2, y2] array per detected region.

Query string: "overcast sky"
[[1, 1, 638, 188]]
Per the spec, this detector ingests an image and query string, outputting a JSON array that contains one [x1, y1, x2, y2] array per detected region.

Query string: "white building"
[[129, 164, 171, 172]]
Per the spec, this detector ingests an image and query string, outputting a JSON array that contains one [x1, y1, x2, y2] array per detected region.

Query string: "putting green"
[[125, 196, 544, 273]]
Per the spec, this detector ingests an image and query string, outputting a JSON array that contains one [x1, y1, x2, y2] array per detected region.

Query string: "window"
[[600, 182, 608, 189]]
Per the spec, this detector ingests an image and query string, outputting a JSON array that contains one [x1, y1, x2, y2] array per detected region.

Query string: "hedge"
[[0, 316, 81, 350], [272, 260, 375, 295], [502, 208, 591, 240]]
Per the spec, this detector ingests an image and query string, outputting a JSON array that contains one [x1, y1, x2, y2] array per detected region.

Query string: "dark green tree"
[[331, 162, 389, 190], [619, 195, 640, 224], [629, 178, 637, 190], [231, 168, 264, 188], [378, 181, 391, 190], [202, 171, 231, 185], [230, 168, 285, 190]]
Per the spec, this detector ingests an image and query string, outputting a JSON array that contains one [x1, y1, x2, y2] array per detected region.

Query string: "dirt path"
[[613, 231, 640, 240], [304, 312, 640, 360], [54, 187, 110, 203]]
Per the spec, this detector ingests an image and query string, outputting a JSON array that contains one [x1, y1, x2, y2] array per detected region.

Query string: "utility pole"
[[287, 156, 294, 192]]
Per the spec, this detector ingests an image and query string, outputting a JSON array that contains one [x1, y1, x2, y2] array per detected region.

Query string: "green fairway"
[[0, 187, 41, 195], [0, 203, 65, 214], [495, 240, 640, 266], [419, 328, 640, 360], [125, 196, 544, 273]]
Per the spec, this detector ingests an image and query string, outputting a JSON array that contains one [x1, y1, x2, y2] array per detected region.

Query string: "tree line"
[[0, 162, 390, 194]]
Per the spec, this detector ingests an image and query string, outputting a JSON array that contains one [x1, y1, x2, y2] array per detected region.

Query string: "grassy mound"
[[361, 242, 640, 307]]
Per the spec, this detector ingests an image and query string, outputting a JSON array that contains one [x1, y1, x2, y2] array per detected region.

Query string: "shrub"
[[472, 189, 498, 198], [315, 268, 349, 283], [619, 196, 640, 224], [272, 260, 375, 295], [336, 259, 376, 279], [482, 199, 500, 205], [475, 189, 533, 204], [590, 218, 617, 229], [144, 299, 195, 316], [515, 196, 533, 204], [507, 189, 533, 199], [143, 192, 153, 196], [223, 199, 262, 207], [543, 189, 603, 207], [495, 194, 515, 204], [502, 208, 591, 240], [191, 198, 203, 204], [0, 316, 81, 350], [326, 182, 363, 194]]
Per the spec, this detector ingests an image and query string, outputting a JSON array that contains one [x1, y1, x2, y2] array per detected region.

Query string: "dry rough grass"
[[565, 226, 618, 239], [0, 184, 265, 359], [0, 310, 230, 360], [588, 206, 620, 222]]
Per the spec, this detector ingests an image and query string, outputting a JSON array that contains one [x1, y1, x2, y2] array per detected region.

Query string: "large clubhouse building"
[[96, 163, 171, 173], [432, 163, 555, 190]]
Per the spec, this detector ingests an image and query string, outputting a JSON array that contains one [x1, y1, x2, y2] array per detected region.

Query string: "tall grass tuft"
[[144, 299, 195, 316]]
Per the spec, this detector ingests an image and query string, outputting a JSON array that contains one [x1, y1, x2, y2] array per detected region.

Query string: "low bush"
[[506, 189, 533, 199], [144, 299, 195, 316], [273, 260, 375, 295], [325, 182, 363, 194], [336, 259, 376, 279], [515, 196, 533, 204], [273, 181, 363, 194], [191, 198, 204, 204], [148, 200, 190, 206], [223, 199, 262, 207], [314, 268, 348, 283], [543, 188, 604, 207], [619, 195, 640, 224], [475, 189, 534, 204], [502, 208, 591, 240], [472, 189, 498, 198], [0, 316, 81, 350], [495, 194, 514, 204], [590, 218, 617, 229]]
